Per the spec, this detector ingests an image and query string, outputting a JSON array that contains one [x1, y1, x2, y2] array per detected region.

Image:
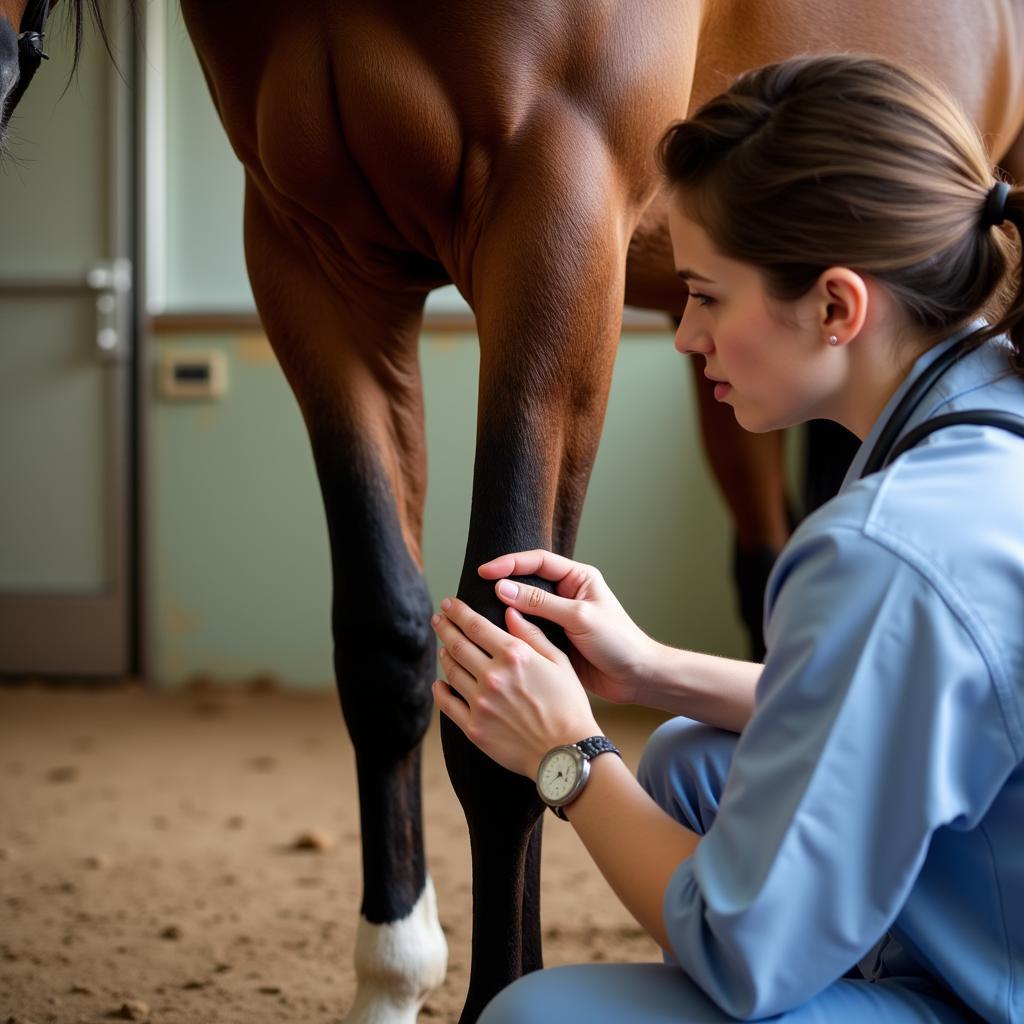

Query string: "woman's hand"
[[478, 550, 653, 705], [430, 596, 601, 779]]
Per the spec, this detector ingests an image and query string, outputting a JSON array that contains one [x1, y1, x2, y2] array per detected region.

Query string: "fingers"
[[477, 549, 581, 586], [431, 602, 497, 672], [432, 678, 471, 733], [434, 597, 510, 659], [505, 607, 563, 662], [437, 646, 477, 697], [493, 578, 580, 630]]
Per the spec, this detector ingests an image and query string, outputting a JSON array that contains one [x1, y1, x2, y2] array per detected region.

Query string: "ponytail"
[[972, 186, 1024, 376]]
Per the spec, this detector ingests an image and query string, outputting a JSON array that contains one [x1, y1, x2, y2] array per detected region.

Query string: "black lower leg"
[[521, 818, 544, 973], [315, 429, 437, 923], [441, 716, 544, 1023], [353, 745, 427, 922], [444, 417, 569, 1020]]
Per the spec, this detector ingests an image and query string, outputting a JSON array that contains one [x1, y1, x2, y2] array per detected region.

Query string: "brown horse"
[[4, 1, 1024, 1021]]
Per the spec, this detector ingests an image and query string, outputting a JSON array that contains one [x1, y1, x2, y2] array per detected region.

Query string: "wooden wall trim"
[[149, 308, 673, 336]]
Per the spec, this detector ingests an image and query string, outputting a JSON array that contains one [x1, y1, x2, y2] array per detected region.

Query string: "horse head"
[[0, 0, 56, 144]]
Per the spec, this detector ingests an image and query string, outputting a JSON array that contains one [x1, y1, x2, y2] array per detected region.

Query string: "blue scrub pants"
[[479, 718, 978, 1023]]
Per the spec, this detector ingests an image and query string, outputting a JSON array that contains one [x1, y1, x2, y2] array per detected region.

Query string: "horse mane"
[[66, 0, 138, 74]]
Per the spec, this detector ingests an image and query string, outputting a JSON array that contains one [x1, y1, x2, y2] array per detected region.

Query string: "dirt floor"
[[0, 683, 669, 1024]]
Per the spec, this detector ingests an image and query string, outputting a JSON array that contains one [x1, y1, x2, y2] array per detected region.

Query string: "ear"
[[813, 267, 869, 347]]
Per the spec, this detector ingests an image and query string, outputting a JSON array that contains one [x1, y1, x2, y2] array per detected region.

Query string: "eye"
[[687, 291, 716, 307]]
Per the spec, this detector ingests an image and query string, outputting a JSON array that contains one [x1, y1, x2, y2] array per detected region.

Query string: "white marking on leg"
[[344, 875, 448, 1024]]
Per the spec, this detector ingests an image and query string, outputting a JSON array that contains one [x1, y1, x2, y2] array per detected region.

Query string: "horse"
[[4, 1, 1024, 1021]]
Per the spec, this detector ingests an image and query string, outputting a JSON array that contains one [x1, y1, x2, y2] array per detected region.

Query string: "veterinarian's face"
[[668, 200, 828, 434]]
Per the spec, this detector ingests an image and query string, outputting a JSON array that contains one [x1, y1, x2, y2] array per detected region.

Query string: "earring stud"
[[828, 335, 839, 346]]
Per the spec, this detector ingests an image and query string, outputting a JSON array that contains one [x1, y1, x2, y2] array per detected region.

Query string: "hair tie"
[[982, 181, 1011, 228]]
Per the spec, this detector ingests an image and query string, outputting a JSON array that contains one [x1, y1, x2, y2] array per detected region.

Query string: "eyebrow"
[[676, 268, 715, 284]]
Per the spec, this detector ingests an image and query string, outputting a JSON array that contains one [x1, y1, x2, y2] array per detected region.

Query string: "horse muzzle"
[[0, 14, 49, 139]]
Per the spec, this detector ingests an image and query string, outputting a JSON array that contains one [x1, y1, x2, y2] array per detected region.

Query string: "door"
[[0, 0, 135, 676]]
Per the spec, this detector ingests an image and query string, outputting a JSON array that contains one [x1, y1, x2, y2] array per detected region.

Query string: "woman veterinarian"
[[432, 54, 1024, 1023]]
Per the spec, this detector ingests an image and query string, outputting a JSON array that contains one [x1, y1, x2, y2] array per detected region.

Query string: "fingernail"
[[431, 614, 440, 626], [438, 647, 447, 659], [441, 598, 452, 611], [497, 580, 519, 600]]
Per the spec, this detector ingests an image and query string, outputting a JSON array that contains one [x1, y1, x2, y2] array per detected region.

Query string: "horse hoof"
[[343, 875, 448, 1024]]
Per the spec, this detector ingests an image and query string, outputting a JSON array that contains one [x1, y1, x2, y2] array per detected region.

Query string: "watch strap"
[[576, 735, 620, 761]]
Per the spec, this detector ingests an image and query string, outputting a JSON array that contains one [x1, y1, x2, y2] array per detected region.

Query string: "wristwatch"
[[536, 735, 621, 820]]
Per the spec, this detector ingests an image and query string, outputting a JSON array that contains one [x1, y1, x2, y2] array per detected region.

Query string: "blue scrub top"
[[663, 329, 1024, 1022]]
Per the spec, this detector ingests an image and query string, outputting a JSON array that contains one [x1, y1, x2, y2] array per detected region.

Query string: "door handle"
[[87, 258, 132, 363], [0, 259, 133, 363]]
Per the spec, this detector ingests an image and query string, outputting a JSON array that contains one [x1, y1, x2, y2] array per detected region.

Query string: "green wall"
[[150, 331, 747, 687]]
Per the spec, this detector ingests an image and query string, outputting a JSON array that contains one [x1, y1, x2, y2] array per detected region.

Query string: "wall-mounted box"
[[157, 349, 228, 400]]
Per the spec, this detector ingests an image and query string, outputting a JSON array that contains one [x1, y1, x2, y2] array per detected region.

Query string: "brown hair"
[[657, 53, 1024, 375]]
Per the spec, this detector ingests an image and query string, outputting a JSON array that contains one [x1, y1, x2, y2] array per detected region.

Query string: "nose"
[[674, 309, 713, 357]]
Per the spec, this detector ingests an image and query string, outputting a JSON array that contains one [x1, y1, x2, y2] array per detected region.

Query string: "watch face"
[[538, 748, 582, 804]]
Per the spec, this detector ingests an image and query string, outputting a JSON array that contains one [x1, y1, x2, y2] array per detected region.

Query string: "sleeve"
[[662, 523, 1018, 1019]]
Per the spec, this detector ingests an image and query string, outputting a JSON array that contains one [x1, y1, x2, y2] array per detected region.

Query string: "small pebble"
[[159, 924, 182, 940], [247, 755, 277, 772], [257, 985, 282, 995], [116, 999, 149, 1020], [46, 765, 78, 783], [291, 828, 334, 852], [81, 854, 109, 870], [224, 815, 245, 830], [68, 983, 95, 995]]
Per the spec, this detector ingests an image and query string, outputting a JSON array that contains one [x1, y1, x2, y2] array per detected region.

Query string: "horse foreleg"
[[243, 187, 446, 1023], [439, 412, 572, 1019], [442, 119, 635, 1020], [315, 428, 448, 1024]]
